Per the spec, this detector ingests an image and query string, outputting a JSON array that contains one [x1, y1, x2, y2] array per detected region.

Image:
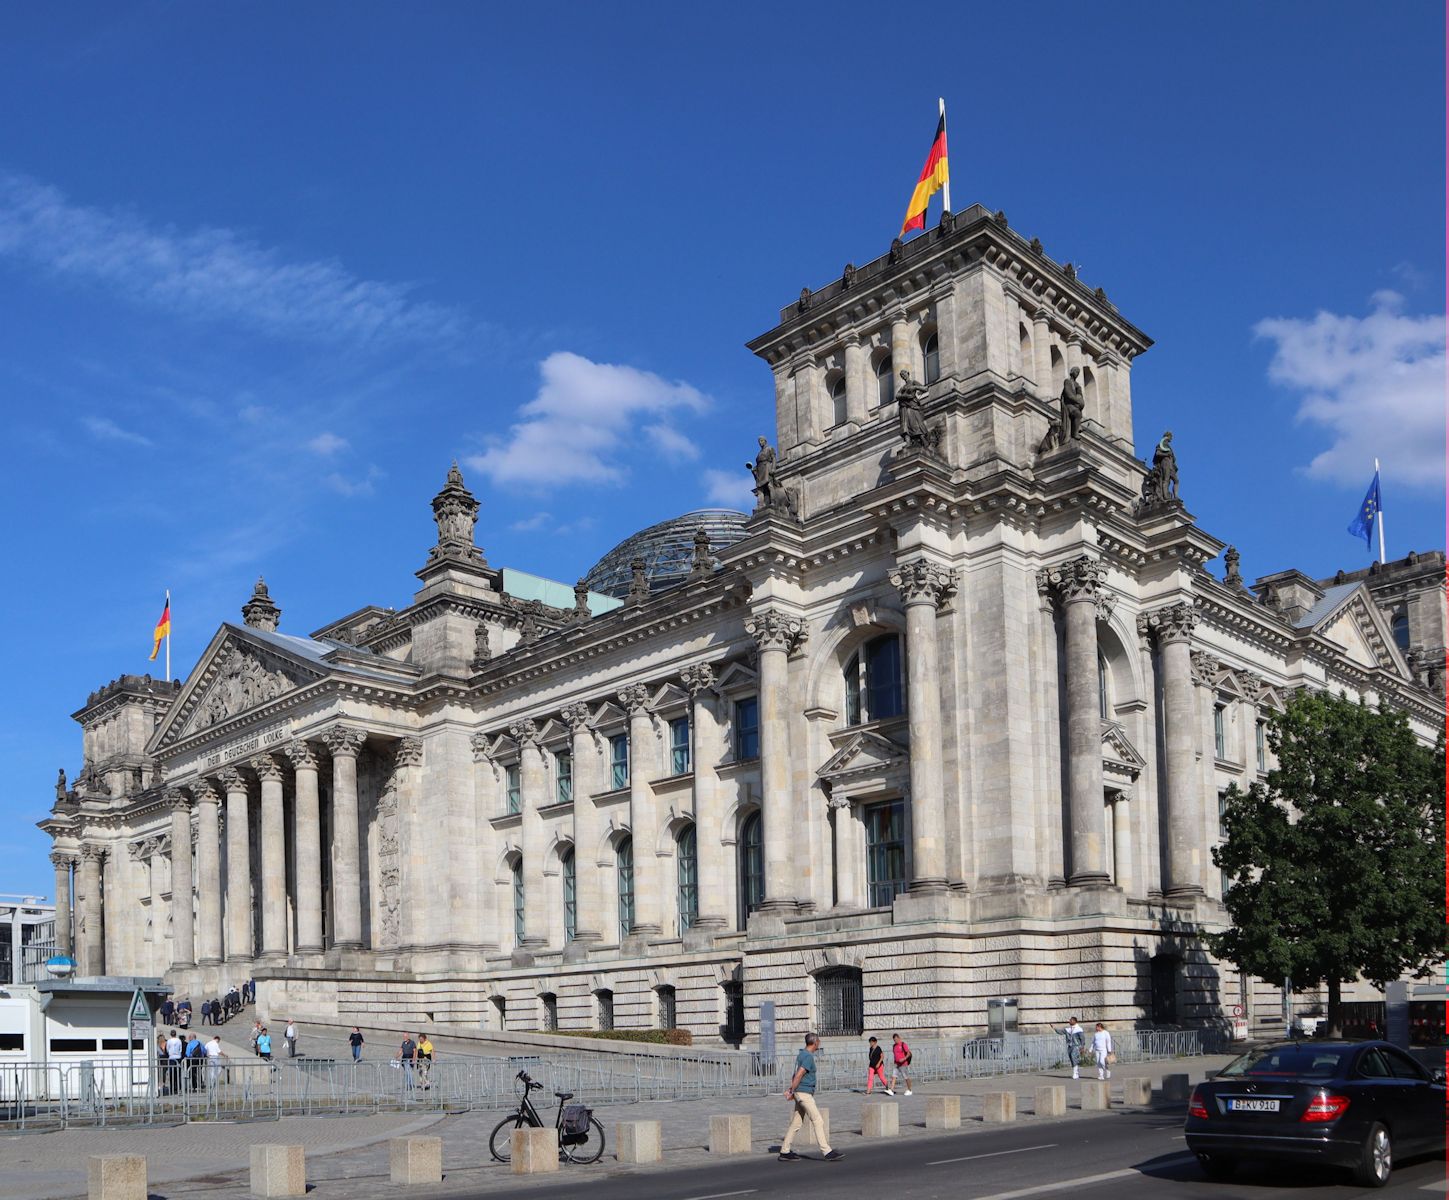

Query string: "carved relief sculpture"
[[193, 646, 296, 730]]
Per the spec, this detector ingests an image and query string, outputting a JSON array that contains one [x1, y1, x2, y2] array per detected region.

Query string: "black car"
[[1184, 1040, 1445, 1187]]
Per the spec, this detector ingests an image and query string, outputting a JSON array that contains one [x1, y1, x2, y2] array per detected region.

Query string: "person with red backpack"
[[888, 1032, 913, 1096]]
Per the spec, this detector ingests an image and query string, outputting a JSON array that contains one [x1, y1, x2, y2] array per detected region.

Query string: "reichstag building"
[[42, 206, 1445, 1042]]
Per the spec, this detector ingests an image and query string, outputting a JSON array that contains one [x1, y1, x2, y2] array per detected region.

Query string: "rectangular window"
[[865, 800, 908, 907], [597, 989, 615, 1032], [734, 697, 760, 762], [609, 734, 630, 790], [1255, 720, 1267, 772], [100, 1037, 145, 1050], [617, 840, 635, 941], [562, 852, 576, 943], [0, 1033, 24, 1051], [866, 636, 905, 720], [1213, 704, 1227, 759], [669, 716, 691, 775], [677, 827, 698, 932], [657, 986, 677, 1031], [512, 863, 525, 946], [555, 750, 572, 804], [505, 763, 521, 815], [542, 993, 558, 1033], [50, 1038, 99, 1053]]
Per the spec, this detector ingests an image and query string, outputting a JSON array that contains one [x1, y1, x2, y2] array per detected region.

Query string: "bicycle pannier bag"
[[560, 1104, 592, 1145]]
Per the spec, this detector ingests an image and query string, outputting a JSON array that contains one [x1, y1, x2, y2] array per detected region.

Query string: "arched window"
[[1391, 611, 1410, 650], [875, 353, 894, 406], [561, 848, 576, 943], [830, 375, 848, 426], [677, 824, 698, 932], [845, 634, 905, 725], [511, 858, 524, 947], [616, 837, 635, 941], [738, 812, 763, 928], [922, 332, 940, 384]]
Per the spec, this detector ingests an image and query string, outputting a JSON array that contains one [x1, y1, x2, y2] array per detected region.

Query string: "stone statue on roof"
[[55, 768, 67, 802], [1060, 367, 1084, 443], [896, 370, 940, 452]]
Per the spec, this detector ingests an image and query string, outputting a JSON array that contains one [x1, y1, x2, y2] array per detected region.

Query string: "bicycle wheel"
[[562, 1117, 606, 1165], [489, 1114, 526, 1163]]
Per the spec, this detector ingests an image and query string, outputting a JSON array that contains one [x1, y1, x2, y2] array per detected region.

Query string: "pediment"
[[1306, 587, 1406, 675], [1101, 720, 1145, 779], [153, 626, 326, 749], [817, 730, 909, 785]]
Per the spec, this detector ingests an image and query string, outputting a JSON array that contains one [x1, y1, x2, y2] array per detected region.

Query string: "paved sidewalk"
[[3, 1055, 1231, 1200]]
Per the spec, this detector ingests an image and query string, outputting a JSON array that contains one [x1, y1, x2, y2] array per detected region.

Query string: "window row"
[[826, 335, 941, 428]]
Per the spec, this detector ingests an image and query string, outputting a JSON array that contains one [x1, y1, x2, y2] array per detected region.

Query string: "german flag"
[[900, 113, 949, 236], [149, 593, 170, 661]]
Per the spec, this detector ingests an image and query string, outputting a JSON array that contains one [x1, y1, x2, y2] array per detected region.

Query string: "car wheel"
[[1352, 1122, 1392, 1188], [1196, 1153, 1236, 1180]]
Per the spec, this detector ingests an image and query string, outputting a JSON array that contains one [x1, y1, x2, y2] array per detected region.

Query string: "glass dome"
[[583, 508, 750, 599]]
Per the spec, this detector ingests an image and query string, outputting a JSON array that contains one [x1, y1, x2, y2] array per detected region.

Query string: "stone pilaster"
[[323, 725, 367, 950], [1032, 308, 1052, 395], [1139, 602, 1202, 898], [78, 843, 106, 976], [251, 754, 287, 960], [843, 334, 868, 426], [828, 796, 862, 909], [561, 702, 602, 959], [285, 742, 324, 954], [166, 790, 195, 968], [191, 780, 224, 966], [469, 732, 502, 952], [744, 607, 806, 913], [889, 309, 914, 383], [388, 737, 421, 952], [682, 664, 728, 932], [510, 720, 549, 954], [50, 852, 74, 958], [1038, 556, 1112, 885], [1110, 792, 1134, 896], [617, 684, 662, 940], [217, 766, 252, 964]]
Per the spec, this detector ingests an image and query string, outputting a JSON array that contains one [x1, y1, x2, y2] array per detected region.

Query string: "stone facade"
[[40, 206, 1445, 1042]]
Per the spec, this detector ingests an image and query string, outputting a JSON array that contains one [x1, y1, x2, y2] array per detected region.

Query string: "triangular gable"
[[715, 661, 759, 691], [1101, 720, 1145, 781], [817, 729, 909, 786], [150, 625, 326, 751], [1305, 586, 1407, 675]]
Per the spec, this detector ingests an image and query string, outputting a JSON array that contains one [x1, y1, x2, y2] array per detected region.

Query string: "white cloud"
[[467, 352, 708, 489], [1254, 291, 1447, 489], [0, 170, 465, 347], [307, 432, 349, 456], [82, 415, 152, 446], [509, 511, 553, 532], [702, 467, 756, 509], [325, 465, 383, 497]]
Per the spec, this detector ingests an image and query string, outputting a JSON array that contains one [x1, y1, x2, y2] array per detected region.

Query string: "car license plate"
[[1228, 1098, 1280, 1112]]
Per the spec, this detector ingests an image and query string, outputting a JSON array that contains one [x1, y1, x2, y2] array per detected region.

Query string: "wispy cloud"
[[510, 511, 553, 532], [1255, 291, 1447, 489], [702, 467, 755, 509], [467, 352, 709, 489], [82, 415, 152, 446], [325, 465, 383, 497], [307, 431, 349, 456], [0, 170, 467, 348]]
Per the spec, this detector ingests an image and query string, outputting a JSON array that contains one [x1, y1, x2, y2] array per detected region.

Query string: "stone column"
[[1040, 557, 1111, 885], [218, 767, 252, 964], [890, 310, 914, 383], [191, 782, 223, 965], [510, 720, 549, 952], [683, 665, 728, 930], [744, 608, 806, 912], [166, 791, 195, 968], [889, 559, 957, 892], [78, 844, 105, 976], [1142, 603, 1203, 898], [1110, 792, 1134, 895], [1065, 333, 1084, 401], [1032, 308, 1052, 394], [50, 852, 73, 957], [324, 726, 367, 951], [252, 754, 287, 960], [1004, 292, 1022, 378], [617, 685, 662, 938], [843, 335, 869, 426], [285, 741, 324, 954], [561, 703, 602, 958], [829, 797, 863, 909], [794, 354, 821, 444]]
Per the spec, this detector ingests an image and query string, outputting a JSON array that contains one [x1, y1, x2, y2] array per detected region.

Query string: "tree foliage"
[[1207, 688, 1444, 1030]]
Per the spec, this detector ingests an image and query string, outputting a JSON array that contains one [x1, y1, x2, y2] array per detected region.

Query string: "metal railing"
[[0, 1028, 1205, 1130]]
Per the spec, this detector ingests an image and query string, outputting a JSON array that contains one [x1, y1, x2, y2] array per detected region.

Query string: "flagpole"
[[938, 97, 950, 215], [165, 589, 171, 683], [1373, 459, 1386, 564]]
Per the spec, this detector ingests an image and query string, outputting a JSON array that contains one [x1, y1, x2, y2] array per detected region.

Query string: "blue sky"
[[1, 3, 1443, 897]]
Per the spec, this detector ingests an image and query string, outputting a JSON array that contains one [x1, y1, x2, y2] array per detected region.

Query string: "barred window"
[[816, 967, 863, 1036]]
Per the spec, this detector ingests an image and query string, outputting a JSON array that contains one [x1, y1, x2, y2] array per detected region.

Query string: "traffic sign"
[[128, 988, 150, 1022]]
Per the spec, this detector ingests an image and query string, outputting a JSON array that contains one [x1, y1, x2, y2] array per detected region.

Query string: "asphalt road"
[[455, 1111, 1446, 1200]]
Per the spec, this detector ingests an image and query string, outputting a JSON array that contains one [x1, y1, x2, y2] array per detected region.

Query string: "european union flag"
[[1347, 470, 1382, 547]]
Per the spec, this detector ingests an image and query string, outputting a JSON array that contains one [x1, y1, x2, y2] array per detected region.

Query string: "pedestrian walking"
[[161, 998, 175, 1025], [865, 1036, 888, 1094], [186, 1032, 206, 1090], [1092, 1022, 1114, 1080], [205, 1035, 225, 1088], [200, 999, 211, 1026], [1062, 1016, 1085, 1080], [417, 1032, 434, 1089], [249, 1020, 262, 1056], [256, 1027, 273, 1061], [348, 1027, 365, 1062], [778, 1033, 843, 1162], [888, 1033, 912, 1096], [285, 1019, 298, 1058], [165, 1028, 184, 1094], [395, 1034, 417, 1088]]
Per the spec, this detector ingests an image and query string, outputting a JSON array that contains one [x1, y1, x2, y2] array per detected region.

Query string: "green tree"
[[1207, 688, 1444, 1036]]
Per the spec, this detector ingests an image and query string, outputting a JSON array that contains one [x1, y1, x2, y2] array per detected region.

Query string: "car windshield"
[[1218, 1045, 1350, 1080]]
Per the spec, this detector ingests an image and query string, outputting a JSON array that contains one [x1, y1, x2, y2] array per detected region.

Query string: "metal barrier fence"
[[0, 1028, 1205, 1130]]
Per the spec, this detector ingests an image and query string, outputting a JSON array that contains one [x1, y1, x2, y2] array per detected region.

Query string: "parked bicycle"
[[489, 1070, 605, 1164]]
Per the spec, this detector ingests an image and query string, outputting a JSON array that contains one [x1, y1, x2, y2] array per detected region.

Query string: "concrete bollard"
[[511, 1127, 559, 1175], [249, 1145, 305, 1198], [709, 1114, 751, 1155], [617, 1120, 663, 1164], [1160, 1073, 1191, 1102], [1122, 1077, 1152, 1106], [390, 1136, 443, 1185], [87, 1155, 147, 1200], [796, 1105, 830, 1148], [1079, 1080, 1111, 1111], [982, 1091, 1017, 1123], [1034, 1085, 1067, 1117], [925, 1094, 961, 1130], [862, 1100, 899, 1137]]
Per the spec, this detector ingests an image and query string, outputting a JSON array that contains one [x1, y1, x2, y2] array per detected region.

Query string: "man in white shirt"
[[205, 1035, 224, 1088], [1092, 1023, 1114, 1080], [165, 1029, 184, 1094], [285, 1020, 298, 1058]]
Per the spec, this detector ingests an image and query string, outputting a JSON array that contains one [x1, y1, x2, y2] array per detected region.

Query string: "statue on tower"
[[425, 462, 487, 567], [1059, 366, 1085, 443], [746, 436, 799, 519], [55, 768, 67, 803], [895, 370, 941, 453], [1138, 430, 1182, 512]]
